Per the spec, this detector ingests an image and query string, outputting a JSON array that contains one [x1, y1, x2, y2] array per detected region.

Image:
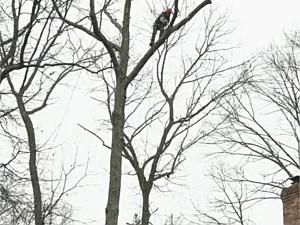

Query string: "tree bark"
[[16, 96, 43, 225], [105, 76, 127, 225], [141, 188, 151, 225], [105, 0, 131, 224]]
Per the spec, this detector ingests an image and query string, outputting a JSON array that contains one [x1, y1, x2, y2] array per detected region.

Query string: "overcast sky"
[[1, 0, 299, 225], [216, 1, 300, 224], [218, 0, 300, 55], [45, 1, 300, 224]]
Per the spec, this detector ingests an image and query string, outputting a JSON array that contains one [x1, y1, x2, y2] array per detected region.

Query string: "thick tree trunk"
[[105, 77, 126, 225], [141, 189, 151, 225], [105, 0, 131, 223], [17, 97, 43, 225]]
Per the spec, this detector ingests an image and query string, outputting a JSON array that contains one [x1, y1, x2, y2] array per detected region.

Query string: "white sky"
[[60, 1, 300, 225], [2, 0, 297, 224], [217, 0, 300, 56]]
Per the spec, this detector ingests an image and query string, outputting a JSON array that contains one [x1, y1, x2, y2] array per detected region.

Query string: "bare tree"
[[51, 0, 224, 224], [119, 10, 252, 224], [204, 30, 300, 223], [189, 165, 259, 225], [0, 1, 92, 224], [75, 5, 254, 225]]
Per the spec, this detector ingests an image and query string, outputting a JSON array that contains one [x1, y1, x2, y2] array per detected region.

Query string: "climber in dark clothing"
[[150, 8, 172, 46]]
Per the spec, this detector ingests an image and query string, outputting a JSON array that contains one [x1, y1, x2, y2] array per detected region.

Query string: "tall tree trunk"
[[141, 188, 151, 225], [105, 77, 126, 225], [17, 96, 43, 225], [105, 0, 131, 223]]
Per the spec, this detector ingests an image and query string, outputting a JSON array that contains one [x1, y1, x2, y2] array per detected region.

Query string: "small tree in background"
[[202, 31, 300, 224]]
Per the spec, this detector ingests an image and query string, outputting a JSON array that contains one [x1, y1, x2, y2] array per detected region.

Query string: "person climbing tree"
[[149, 8, 172, 46]]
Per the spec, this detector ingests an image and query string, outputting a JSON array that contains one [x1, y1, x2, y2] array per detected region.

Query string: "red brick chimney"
[[281, 176, 300, 225]]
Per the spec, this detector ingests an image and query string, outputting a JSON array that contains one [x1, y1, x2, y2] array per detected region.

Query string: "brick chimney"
[[281, 176, 300, 225]]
